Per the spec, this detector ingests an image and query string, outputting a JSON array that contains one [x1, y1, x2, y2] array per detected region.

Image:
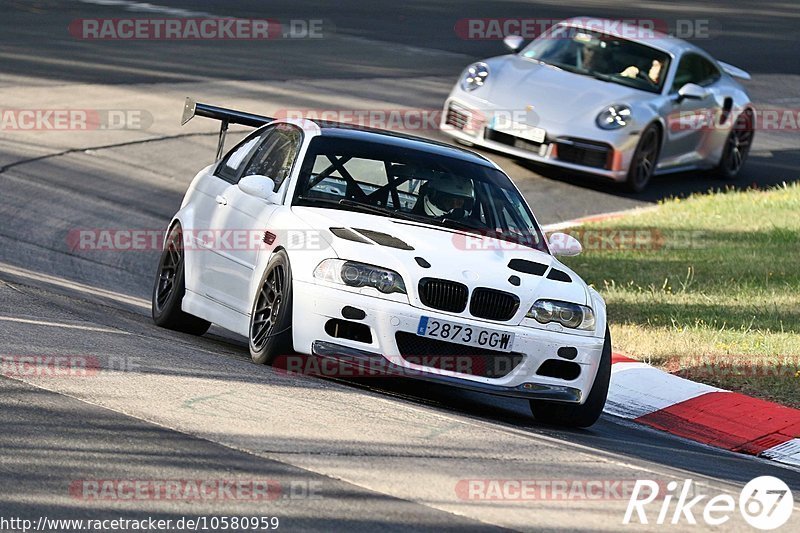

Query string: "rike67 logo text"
[[625, 476, 794, 530]]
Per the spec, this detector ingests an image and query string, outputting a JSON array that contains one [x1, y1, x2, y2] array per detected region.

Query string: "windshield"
[[520, 25, 671, 94], [292, 135, 547, 252]]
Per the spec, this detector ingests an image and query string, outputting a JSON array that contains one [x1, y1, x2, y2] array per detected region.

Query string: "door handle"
[[215, 195, 228, 205]]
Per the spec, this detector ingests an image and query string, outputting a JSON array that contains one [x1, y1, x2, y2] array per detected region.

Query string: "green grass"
[[561, 183, 800, 407]]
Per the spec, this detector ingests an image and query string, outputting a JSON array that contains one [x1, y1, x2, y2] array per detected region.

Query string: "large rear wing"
[[181, 97, 274, 160], [717, 61, 751, 81]]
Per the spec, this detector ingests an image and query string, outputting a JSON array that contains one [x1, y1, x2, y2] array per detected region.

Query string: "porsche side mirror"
[[548, 232, 582, 257], [238, 174, 282, 204], [503, 35, 525, 53], [677, 83, 709, 102]]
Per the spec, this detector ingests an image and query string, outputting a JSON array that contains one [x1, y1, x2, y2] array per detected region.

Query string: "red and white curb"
[[608, 353, 800, 468], [545, 213, 799, 467]]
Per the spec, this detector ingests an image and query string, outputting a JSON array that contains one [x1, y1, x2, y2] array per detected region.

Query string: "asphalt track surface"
[[0, 1, 799, 531]]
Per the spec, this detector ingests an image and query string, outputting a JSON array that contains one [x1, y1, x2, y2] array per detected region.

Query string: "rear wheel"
[[249, 250, 294, 365], [529, 327, 611, 428], [625, 125, 660, 193], [151, 225, 211, 335], [714, 109, 754, 180]]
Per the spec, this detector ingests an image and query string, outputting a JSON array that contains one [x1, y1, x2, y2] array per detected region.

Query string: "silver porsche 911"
[[441, 17, 755, 192]]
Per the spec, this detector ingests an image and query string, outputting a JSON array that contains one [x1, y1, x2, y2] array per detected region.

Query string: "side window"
[[214, 131, 263, 184], [672, 53, 721, 92], [697, 56, 721, 87], [242, 126, 303, 192]]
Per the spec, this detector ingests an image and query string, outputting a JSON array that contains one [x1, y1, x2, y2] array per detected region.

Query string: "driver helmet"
[[423, 175, 475, 217]]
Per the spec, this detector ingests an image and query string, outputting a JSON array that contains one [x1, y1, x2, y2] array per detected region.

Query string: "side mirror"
[[503, 35, 525, 53], [238, 174, 282, 204], [548, 232, 582, 257], [677, 83, 709, 102]]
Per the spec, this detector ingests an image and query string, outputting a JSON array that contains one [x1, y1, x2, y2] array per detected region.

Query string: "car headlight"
[[461, 63, 489, 91], [527, 300, 595, 331], [314, 259, 406, 295], [596, 104, 632, 130]]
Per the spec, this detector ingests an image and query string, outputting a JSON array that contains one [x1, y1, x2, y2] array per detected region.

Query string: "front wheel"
[[249, 250, 294, 365], [529, 327, 611, 428], [624, 125, 660, 193], [151, 225, 211, 335], [714, 109, 754, 180]]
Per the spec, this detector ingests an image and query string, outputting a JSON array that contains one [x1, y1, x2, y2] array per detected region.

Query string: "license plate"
[[416, 317, 515, 352], [492, 116, 546, 144]]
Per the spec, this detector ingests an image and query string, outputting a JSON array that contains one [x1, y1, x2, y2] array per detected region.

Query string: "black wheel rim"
[[155, 234, 181, 310], [251, 265, 285, 350], [725, 112, 754, 174], [633, 129, 658, 187]]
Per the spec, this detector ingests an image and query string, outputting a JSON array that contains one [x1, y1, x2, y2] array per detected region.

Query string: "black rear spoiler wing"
[[181, 97, 274, 160]]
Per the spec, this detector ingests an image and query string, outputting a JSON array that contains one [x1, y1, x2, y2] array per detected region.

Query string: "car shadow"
[[511, 147, 800, 203]]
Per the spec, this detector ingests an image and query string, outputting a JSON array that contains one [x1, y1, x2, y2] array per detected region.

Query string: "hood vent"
[[547, 268, 572, 283], [354, 228, 414, 250], [508, 259, 548, 276], [330, 227, 372, 244]]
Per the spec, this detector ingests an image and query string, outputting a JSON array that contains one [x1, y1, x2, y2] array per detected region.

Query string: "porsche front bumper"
[[440, 96, 641, 182]]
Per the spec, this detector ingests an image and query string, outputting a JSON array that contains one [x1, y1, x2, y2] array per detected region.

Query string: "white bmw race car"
[[152, 99, 611, 427]]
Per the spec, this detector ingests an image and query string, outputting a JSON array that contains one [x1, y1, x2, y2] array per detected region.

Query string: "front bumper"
[[441, 96, 641, 182], [312, 341, 582, 402], [292, 280, 605, 404]]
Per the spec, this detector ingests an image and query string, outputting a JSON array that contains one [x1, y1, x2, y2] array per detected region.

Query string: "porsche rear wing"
[[717, 61, 751, 81], [181, 97, 274, 160]]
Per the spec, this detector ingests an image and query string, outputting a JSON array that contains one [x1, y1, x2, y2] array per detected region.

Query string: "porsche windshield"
[[520, 25, 671, 93], [293, 135, 546, 251]]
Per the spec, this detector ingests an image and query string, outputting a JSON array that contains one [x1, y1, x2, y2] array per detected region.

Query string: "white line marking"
[[76, 0, 213, 17], [542, 205, 661, 232], [0, 262, 149, 310], [761, 439, 800, 467], [0, 315, 129, 335]]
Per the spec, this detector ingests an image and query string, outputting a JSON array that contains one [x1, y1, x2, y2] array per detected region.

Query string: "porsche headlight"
[[596, 104, 632, 130], [527, 300, 595, 331], [461, 63, 489, 92], [314, 259, 406, 295]]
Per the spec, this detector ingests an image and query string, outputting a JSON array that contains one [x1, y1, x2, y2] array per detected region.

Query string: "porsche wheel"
[[529, 327, 611, 428], [625, 125, 660, 193], [249, 250, 294, 365], [714, 109, 754, 180], [151, 225, 211, 335]]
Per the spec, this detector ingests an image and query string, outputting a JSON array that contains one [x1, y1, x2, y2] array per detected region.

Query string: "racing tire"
[[249, 250, 294, 365], [624, 125, 661, 193], [713, 109, 754, 180], [151, 225, 211, 336], [529, 327, 611, 428]]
